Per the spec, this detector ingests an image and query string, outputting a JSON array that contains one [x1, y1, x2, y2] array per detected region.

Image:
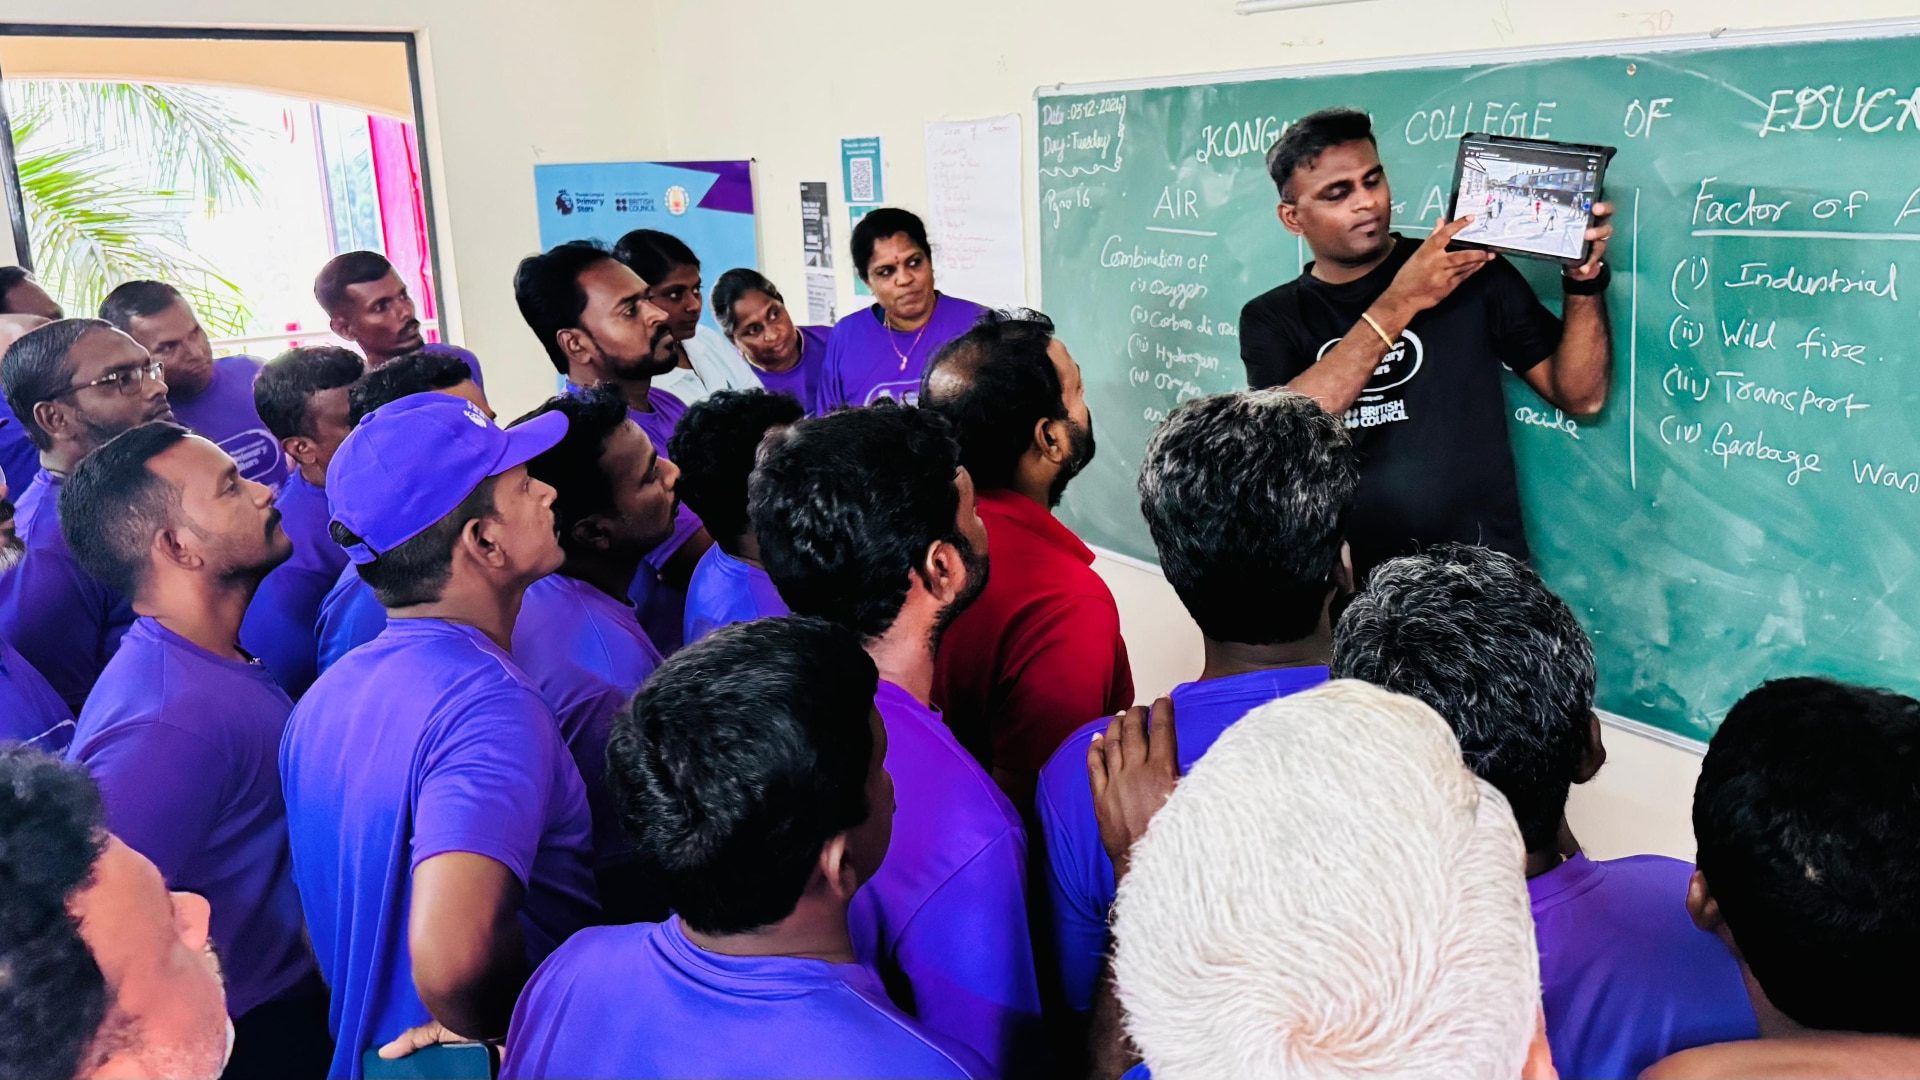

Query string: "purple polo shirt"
[[240, 473, 346, 697], [171, 355, 292, 491], [1036, 665, 1330, 1013], [0, 470, 136, 711], [0, 411, 38, 500], [851, 679, 1041, 1077], [683, 546, 788, 644], [822, 294, 988, 407], [512, 573, 663, 869], [281, 619, 597, 1077], [68, 617, 316, 1018], [0, 636, 73, 751], [314, 563, 385, 675], [1532, 852, 1758, 1079], [502, 918, 985, 1079], [752, 325, 832, 414]]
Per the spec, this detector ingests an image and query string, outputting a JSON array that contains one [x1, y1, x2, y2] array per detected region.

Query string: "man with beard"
[[99, 281, 292, 490], [0, 320, 172, 710], [510, 385, 682, 922], [919, 311, 1129, 810], [751, 402, 1043, 1078], [314, 250, 486, 386], [0, 459, 73, 750], [0, 311, 54, 493], [514, 240, 712, 651], [60, 423, 331, 1078]]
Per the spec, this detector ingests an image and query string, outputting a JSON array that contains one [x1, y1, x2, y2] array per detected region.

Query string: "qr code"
[[849, 157, 875, 203]]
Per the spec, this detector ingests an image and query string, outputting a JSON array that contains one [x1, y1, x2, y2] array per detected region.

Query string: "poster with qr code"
[[840, 137, 883, 206]]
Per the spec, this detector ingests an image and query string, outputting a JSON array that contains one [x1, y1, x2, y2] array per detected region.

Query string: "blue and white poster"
[[534, 160, 757, 332]]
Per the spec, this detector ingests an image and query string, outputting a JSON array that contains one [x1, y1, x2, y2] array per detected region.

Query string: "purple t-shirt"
[[171, 355, 292, 491], [683, 546, 789, 644], [0, 636, 73, 751], [822, 294, 988, 408], [0, 471, 136, 711], [851, 679, 1041, 1077], [1532, 852, 1758, 1079], [281, 619, 598, 1077], [0, 411, 38, 501], [502, 918, 984, 1079], [240, 473, 346, 697], [1036, 665, 1330, 1013], [513, 573, 663, 869], [68, 617, 316, 1017], [752, 325, 832, 415], [314, 563, 386, 675]]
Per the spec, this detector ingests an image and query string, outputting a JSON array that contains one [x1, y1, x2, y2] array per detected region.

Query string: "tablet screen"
[[1452, 137, 1607, 262]]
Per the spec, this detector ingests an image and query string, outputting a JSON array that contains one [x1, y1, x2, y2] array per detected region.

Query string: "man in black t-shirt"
[[1240, 108, 1613, 578]]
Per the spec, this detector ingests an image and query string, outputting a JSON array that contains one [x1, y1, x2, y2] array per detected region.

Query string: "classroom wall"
[[0, 0, 666, 418], [644, 0, 1920, 861]]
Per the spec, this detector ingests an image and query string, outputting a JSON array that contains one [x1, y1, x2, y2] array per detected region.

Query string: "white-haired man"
[[1090, 681, 1556, 1080]]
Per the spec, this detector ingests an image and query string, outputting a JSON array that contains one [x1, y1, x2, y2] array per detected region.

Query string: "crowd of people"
[[0, 117, 1914, 1080]]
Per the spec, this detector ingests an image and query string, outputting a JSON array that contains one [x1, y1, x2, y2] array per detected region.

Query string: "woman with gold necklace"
[[820, 207, 988, 408]]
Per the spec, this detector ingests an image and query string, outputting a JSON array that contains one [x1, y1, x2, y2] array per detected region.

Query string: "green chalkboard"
[[1037, 26, 1920, 743]]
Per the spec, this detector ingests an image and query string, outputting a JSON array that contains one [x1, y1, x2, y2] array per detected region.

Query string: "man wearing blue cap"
[[279, 394, 599, 1078]]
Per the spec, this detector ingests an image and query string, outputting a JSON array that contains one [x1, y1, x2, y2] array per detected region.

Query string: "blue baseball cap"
[[327, 393, 567, 565]]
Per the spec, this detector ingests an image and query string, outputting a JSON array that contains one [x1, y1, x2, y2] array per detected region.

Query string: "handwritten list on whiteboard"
[[925, 114, 1026, 309]]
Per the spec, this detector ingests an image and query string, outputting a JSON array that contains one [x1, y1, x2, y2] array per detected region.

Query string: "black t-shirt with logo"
[[1239, 234, 1563, 577]]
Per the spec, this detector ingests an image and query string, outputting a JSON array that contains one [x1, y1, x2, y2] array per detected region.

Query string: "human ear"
[[1575, 712, 1607, 783]]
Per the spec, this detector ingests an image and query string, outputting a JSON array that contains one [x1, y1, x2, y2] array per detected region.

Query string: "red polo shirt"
[[933, 488, 1134, 807]]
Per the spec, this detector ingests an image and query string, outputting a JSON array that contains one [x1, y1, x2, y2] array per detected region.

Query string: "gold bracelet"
[[1359, 311, 1396, 350]]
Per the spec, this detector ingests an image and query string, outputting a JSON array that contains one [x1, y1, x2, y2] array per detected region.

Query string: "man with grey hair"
[[1035, 388, 1358, 1050], [1333, 544, 1756, 1079], [1098, 680, 1556, 1080]]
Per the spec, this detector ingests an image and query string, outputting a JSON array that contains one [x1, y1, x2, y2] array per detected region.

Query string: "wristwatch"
[[1562, 264, 1612, 296]]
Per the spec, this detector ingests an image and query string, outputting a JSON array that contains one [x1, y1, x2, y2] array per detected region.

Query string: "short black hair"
[[0, 746, 113, 1080], [1333, 544, 1597, 852], [314, 250, 396, 315], [96, 280, 183, 334], [850, 207, 931, 281], [710, 268, 783, 338], [2, 319, 117, 451], [1695, 677, 1920, 1035], [347, 348, 473, 427], [513, 385, 630, 552], [920, 309, 1062, 492], [669, 389, 805, 542], [612, 228, 699, 285], [514, 241, 614, 375], [1139, 390, 1357, 645], [750, 401, 965, 640], [1266, 107, 1377, 202], [330, 476, 499, 609], [60, 422, 193, 601], [0, 266, 32, 306], [254, 345, 365, 442], [607, 615, 878, 935]]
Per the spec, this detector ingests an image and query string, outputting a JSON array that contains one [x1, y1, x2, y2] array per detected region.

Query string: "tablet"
[[1448, 134, 1617, 265]]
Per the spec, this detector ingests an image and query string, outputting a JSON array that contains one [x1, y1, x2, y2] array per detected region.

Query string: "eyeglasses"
[[46, 360, 166, 400]]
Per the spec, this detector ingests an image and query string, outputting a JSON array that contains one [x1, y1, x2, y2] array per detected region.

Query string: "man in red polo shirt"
[[921, 310, 1132, 810]]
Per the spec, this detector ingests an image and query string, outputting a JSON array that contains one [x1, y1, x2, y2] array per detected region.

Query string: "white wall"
[[633, 0, 1917, 860]]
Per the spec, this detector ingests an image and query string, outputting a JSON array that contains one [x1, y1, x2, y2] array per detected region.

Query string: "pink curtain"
[[367, 116, 439, 337]]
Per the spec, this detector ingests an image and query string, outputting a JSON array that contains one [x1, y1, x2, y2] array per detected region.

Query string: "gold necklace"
[[884, 312, 930, 372]]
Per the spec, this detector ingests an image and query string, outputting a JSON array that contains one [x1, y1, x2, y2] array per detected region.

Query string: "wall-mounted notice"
[[534, 159, 757, 334], [799, 181, 836, 323], [925, 114, 1026, 308], [840, 137, 883, 206]]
